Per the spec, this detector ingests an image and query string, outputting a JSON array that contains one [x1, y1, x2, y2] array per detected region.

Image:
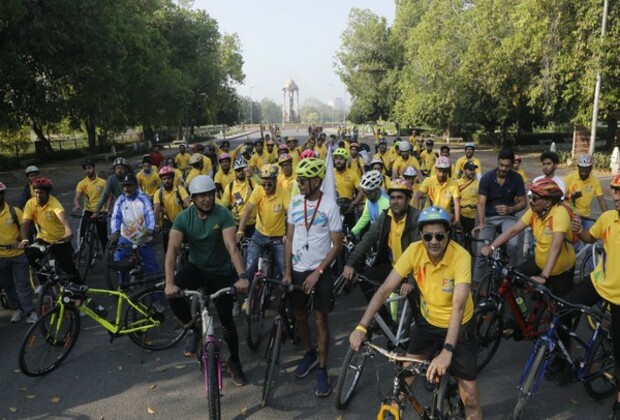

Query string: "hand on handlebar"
[[164, 283, 181, 298], [343, 266, 356, 282], [349, 329, 366, 352], [235, 231, 244, 243], [530, 275, 547, 285], [234, 277, 249, 293], [480, 245, 493, 257], [427, 350, 452, 382]]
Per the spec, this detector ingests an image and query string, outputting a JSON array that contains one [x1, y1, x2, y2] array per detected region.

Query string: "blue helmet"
[[418, 206, 451, 229]]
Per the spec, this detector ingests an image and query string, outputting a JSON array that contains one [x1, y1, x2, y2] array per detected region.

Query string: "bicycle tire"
[[435, 373, 465, 419], [473, 271, 495, 306], [37, 280, 61, 316], [18, 304, 81, 376], [511, 342, 548, 420], [246, 276, 266, 350], [262, 320, 283, 407], [126, 285, 187, 350], [583, 332, 616, 399], [578, 245, 603, 285], [104, 247, 120, 290], [474, 303, 503, 373], [75, 235, 92, 281], [587, 302, 611, 331], [334, 332, 373, 410], [205, 341, 221, 420]]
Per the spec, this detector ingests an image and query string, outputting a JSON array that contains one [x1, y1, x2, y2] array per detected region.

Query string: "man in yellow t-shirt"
[[0, 182, 37, 323], [333, 148, 360, 231], [221, 157, 256, 235], [19, 177, 81, 283], [455, 143, 482, 179], [214, 153, 235, 198], [373, 138, 392, 175], [175, 144, 190, 176], [431, 146, 456, 179], [315, 134, 328, 160], [456, 162, 479, 251], [391, 141, 422, 180], [419, 139, 439, 177], [73, 159, 108, 250], [349, 206, 480, 419], [277, 154, 297, 197], [564, 153, 608, 226], [154, 166, 190, 253], [136, 155, 161, 201], [414, 157, 460, 224], [513, 155, 527, 183], [249, 139, 274, 172], [185, 153, 204, 189], [348, 143, 365, 177]]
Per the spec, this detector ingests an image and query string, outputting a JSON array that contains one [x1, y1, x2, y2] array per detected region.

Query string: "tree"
[[259, 98, 282, 124]]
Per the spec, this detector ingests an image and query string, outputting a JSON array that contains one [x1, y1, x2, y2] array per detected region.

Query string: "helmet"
[[370, 158, 384, 168], [425, 139, 434, 145], [25, 165, 40, 175], [528, 178, 563, 199], [387, 178, 412, 195], [399, 141, 411, 152], [119, 173, 138, 185], [278, 154, 293, 165], [82, 159, 95, 169], [577, 154, 593, 168], [418, 206, 451, 229], [435, 156, 451, 169], [394, 141, 401, 149], [188, 175, 216, 196], [333, 148, 349, 160], [286, 137, 298, 144], [142, 155, 152, 164], [295, 158, 326, 180], [464, 142, 475, 150], [378, 138, 387, 145], [300, 149, 317, 160], [233, 157, 248, 170], [189, 153, 203, 165], [278, 144, 289, 153], [113, 157, 128, 167], [610, 174, 620, 190], [350, 142, 360, 150], [32, 177, 53, 190], [0, 181, 6, 191], [158, 166, 175, 177], [259, 164, 279, 178], [514, 154, 522, 162], [402, 166, 418, 177], [360, 170, 383, 191], [218, 153, 231, 162]]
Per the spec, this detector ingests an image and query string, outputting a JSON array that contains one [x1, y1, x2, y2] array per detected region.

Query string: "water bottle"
[[515, 297, 528, 318], [85, 298, 108, 319]]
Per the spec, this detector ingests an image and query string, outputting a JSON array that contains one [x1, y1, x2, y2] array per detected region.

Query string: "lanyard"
[[303, 192, 323, 232]]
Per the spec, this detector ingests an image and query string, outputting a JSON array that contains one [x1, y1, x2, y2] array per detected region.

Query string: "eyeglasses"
[[422, 232, 447, 242]]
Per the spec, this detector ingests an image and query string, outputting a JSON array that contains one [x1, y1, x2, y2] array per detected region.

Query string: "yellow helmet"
[[259, 164, 279, 178], [295, 158, 326, 180]]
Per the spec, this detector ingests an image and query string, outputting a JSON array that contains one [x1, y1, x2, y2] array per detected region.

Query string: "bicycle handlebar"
[[180, 286, 236, 301], [261, 277, 305, 293], [366, 342, 429, 374]]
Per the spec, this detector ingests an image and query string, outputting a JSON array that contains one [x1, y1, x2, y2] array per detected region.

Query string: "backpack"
[[8, 204, 20, 229], [544, 203, 579, 244]]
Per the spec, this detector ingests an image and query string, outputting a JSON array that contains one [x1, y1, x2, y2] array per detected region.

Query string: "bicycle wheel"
[[205, 341, 221, 420], [18, 304, 81, 376], [511, 343, 548, 420], [474, 303, 503, 373], [583, 332, 616, 399], [75, 236, 92, 281], [435, 373, 465, 419], [335, 333, 373, 410], [246, 276, 267, 350], [37, 280, 61, 316], [473, 271, 495, 306], [126, 285, 187, 350], [578, 245, 604, 285], [262, 320, 283, 407]]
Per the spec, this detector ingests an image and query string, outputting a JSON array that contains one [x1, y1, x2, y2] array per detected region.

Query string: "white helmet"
[[402, 166, 417, 177], [188, 175, 216, 197], [25, 165, 40, 175], [360, 170, 383, 191], [370, 158, 384, 167], [112, 157, 128, 167], [435, 156, 451, 169], [233, 157, 248, 170], [577, 153, 593, 168], [399, 141, 411, 152]]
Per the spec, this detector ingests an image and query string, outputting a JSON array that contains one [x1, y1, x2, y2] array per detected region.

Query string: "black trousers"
[[81, 210, 108, 250]]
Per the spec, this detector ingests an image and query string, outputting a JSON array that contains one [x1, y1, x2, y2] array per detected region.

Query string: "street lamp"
[[249, 85, 258, 125]]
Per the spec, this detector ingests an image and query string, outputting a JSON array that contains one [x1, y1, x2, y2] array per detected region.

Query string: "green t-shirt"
[[172, 204, 235, 274]]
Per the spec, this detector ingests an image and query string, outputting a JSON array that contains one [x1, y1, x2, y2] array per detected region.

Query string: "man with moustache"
[[73, 159, 109, 251], [154, 166, 190, 254]]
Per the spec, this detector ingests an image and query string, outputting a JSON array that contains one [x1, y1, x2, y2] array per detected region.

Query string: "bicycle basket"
[[62, 284, 89, 306]]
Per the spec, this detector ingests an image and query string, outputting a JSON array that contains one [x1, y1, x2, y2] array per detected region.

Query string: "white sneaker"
[[10, 310, 24, 323], [25, 312, 38, 324]]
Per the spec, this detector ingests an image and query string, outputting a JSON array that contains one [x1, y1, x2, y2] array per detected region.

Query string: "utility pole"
[[589, 0, 609, 156]]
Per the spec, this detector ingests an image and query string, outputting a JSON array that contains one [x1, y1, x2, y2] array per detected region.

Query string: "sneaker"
[[294, 349, 318, 378], [227, 357, 247, 387], [184, 327, 199, 357], [315, 367, 331, 397], [10, 310, 24, 323], [25, 312, 38, 324], [232, 300, 241, 317]]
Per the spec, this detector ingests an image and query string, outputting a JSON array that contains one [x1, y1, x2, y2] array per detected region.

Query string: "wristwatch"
[[443, 343, 455, 353]]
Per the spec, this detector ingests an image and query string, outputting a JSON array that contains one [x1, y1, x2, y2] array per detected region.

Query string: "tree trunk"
[[30, 119, 54, 154], [85, 116, 97, 151], [606, 116, 617, 149]]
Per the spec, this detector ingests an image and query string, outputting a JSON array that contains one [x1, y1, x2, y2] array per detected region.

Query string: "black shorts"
[[290, 270, 334, 313], [408, 316, 477, 381]]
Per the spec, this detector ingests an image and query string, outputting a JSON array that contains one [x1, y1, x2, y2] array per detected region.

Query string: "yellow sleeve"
[[248, 187, 261, 206], [453, 246, 472, 285], [451, 183, 460, 199], [14, 206, 24, 223], [75, 179, 84, 193], [22, 200, 34, 220], [419, 178, 431, 194], [153, 189, 162, 204], [589, 211, 607, 239], [179, 187, 189, 200]]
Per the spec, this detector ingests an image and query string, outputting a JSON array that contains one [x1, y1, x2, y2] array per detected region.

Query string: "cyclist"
[[174, 144, 190, 177], [213, 153, 234, 199], [164, 175, 249, 386], [17, 165, 40, 209], [283, 158, 343, 397], [315, 133, 328, 160], [185, 153, 205, 188], [402, 166, 422, 201], [348, 143, 365, 177], [149, 145, 164, 169], [162, 157, 184, 187], [564, 153, 608, 230], [333, 148, 360, 231], [513, 154, 527, 183], [455, 143, 482, 179], [413, 157, 461, 226], [349, 206, 481, 420], [372, 138, 391, 174], [210, 139, 244, 161], [154, 166, 190, 254], [349, 171, 390, 240], [533, 151, 566, 196], [221, 157, 256, 237], [431, 145, 456, 179], [73, 159, 108, 251], [419, 139, 438, 177], [277, 154, 296, 197], [95, 157, 130, 216], [265, 138, 278, 161], [285, 137, 302, 167], [0, 181, 37, 323], [136, 155, 161, 202], [369, 158, 391, 189], [566, 174, 620, 419], [19, 177, 81, 283], [249, 138, 274, 172], [391, 141, 422, 179], [456, 161, 480, 250], [109, 173, 159, 287]]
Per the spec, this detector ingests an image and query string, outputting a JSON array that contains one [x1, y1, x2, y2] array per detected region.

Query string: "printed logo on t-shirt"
[[441, 278, 455, 293], [272, 204, 283, 213], [213, 223, 220, 230], [45, 210, 54, 221]]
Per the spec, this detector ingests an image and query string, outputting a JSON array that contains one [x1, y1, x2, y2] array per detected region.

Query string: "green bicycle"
[[18, 280, 186, 376]]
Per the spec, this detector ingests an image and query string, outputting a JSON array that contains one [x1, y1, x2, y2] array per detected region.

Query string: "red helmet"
[[32, 177, 53, 191], [300, 149, 317, 160], [528, 178, 563, 199], [158, 166, 175, 177], [349, 142, 361, 150], [611, 174, 620, 190], [218, 153, 231, 162], [0, 181, 6, 191]]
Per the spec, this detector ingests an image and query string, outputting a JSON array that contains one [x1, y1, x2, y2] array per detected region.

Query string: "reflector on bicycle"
[[62, 284, 89, 306]]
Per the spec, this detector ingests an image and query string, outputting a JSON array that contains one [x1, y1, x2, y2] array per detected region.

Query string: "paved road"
[[0, 129, 614, 419]]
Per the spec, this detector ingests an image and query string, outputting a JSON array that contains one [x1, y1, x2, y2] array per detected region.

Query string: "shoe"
[[25, 312, 38, 324], [10, 310, 24, 323], [294, 349, 318, 378], [241, 298, 249, 314], [315, 367, 331, 397], [184, 327, 199, 357], [232, 300, 241, 317], [227, 357, 247, 387]]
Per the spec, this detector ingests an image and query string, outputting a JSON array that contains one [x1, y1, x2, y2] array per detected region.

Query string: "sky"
[[193, 0, 396, 106]]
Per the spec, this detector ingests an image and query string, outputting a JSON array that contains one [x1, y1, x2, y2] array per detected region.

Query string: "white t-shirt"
[[287, 193, 342, 272], [532, 174, 566, 199]]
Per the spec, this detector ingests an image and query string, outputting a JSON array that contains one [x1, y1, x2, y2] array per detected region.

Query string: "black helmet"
[[120, 173, 138, 185], [82, 159, 96, 169]]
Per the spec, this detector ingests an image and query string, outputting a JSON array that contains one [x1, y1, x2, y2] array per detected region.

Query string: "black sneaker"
[[183, 327, 199, 357], [294, 349, 318, 378], [612, 401, 620, 420], [227, 358, 247, 387]]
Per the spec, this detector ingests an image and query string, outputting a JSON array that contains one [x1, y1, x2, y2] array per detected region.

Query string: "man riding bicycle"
[[333, 148, 360, 232], [153, 166, 190, 254], [73, 159, 108, 251], [349, 170, 390, 241], [564, 153, 608, 231]]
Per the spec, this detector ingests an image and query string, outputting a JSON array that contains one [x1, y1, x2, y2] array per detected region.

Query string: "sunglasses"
[[422, 232, 447, 242]]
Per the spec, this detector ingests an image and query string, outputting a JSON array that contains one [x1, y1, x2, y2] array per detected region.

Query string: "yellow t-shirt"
[[316, 144, 328, 160], [418, 177, 459, 213], [23, 195, 66, 243], [430, 163, 457, 180], [564, 172, 603, 217], [520, 206, 576, 276], [248, 186, 289, 236], [456, 178, 479, 219], [136, 170, 161, 199], [387, 209, 406, 265], [392, 155, 421, 177], [455, 156, 482, 178], [214, 168, 235, 190], [201, 156, 213, 176], [277, 172, 297, 197], [588, 210, 620, 304], [0, 203, 24, 257], [175, 152, 190, 172], [334, 168, 360, 200], [420, 150, 438, 173], [185, 168, 202, 187], [394, 241, 473, 328], [154, 186, 189, 223], [373, 151, 393, 171], [75, 176, 107, 212], [249, 152, 274, 170], [221, 178, 256, 223], [172, 168, 184, 187], [516, 168, 527, 184], [348, 155, 365, 177]]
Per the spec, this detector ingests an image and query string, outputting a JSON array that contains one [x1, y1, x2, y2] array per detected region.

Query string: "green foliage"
[[593, 152, 611, 170], [0, 127, 31, 154], [259, 98, 282, 124]]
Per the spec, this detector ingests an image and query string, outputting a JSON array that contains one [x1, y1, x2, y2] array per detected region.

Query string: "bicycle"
[[71, 212, 106, 282], [19, 279, 186, 377], [246, 243, 279, 350], [510, 282, 615, 419], [335, 275, 415, 410], [181, 286, 237, 420], [104, 239, 160, 291]]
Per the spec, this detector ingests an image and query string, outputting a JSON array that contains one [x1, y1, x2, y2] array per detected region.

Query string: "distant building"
[[282, 79, 300, 123]]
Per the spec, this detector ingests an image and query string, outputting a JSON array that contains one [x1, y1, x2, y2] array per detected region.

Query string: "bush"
[[593, 152, 611, 170]]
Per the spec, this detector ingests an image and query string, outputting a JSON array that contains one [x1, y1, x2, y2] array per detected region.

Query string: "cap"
[[82, 159, 96, 169], [120, 173, 138, 185], [463, 161, 478, 170]]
